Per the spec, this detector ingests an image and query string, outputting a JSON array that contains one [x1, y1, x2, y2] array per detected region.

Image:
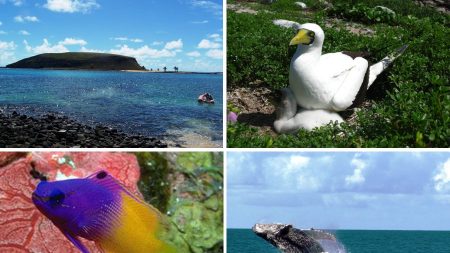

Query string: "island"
[[6, 52, 146, 71]]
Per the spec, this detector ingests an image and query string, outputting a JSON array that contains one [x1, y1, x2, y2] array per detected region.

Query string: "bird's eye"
[[309, 31, 315, 37], [49, 189, 65, 207]]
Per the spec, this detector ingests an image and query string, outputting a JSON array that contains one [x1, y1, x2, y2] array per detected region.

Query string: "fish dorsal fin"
[[88, 170, 169, 217], [86, 170, 133, 196], [86, 170, 165, 223]]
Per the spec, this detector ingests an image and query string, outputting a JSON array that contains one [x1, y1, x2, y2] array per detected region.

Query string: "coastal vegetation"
[[227, 0, 449, 148]]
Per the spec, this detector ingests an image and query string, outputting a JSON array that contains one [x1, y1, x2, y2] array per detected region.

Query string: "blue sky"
[[0, 0, 223, 71], [228, 152, 450, 231]]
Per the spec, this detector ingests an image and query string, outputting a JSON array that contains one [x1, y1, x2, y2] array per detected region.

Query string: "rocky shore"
[[0, 111, 167, 148]]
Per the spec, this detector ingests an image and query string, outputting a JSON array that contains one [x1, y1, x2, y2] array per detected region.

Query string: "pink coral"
[[0, 152, 141, 252]]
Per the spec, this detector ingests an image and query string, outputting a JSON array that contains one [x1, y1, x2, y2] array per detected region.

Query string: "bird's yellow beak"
[[289, 29, 315, 46]]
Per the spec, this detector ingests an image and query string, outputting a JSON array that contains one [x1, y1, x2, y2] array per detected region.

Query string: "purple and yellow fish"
[[32, 170, 178, 253]]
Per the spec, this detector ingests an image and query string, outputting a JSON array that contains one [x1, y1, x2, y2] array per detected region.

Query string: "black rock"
[[0, 111, 168, 148]]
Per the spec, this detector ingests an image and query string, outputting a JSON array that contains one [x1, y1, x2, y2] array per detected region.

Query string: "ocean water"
[[0, 68, 223, 146], [227, 229, 450, 253]]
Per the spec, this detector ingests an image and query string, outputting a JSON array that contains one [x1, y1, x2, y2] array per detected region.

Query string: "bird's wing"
[[317, 52, 357, 80], [273, 19, 301, 30]]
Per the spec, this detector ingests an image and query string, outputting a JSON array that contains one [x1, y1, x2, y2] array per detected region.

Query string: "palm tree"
[[163, 66, 167, 72], [174, 66, 179, 72]]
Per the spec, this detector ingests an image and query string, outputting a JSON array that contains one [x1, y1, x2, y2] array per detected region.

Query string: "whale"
[[252, 223, 346, 253]]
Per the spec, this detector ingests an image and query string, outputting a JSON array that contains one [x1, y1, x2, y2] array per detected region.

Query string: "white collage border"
[[2, 2, 449, 253]]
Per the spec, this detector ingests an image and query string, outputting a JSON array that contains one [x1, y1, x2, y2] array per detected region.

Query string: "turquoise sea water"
[[227, 229, 450, 253], [0, 68, 223, 146]]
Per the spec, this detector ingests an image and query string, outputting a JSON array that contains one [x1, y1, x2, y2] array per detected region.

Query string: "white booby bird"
[[273, 20, 407, 133]]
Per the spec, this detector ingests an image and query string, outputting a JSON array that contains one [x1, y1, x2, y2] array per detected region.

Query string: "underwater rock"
[[0, 152, 140, 252], [253, 223, 346, 253]]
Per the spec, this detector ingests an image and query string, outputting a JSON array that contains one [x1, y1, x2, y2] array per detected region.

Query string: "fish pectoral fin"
[[63, 231, 91, 253]]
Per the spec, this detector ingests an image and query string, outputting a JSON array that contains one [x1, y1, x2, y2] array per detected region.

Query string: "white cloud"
[[113, 37, 128, 41], [44, 0, 99, 13], [112, 37, 143, 43], [152, 41, 163, 46], [187, 51, 201, 57], [227, 153, 256, 186], [18, 30, 30, 35], [0, 30, 6, 35], [0, 21, 2, 26], [0, 40, 16, 50], [206, 49, 222, 59], [198, 39, 220, 49], [59, 37, 87, 46], [130, 38, 143, 43], [190, 0, 222, 16], [434, 159, 450, 193], [80, 46, 104, 53], [164, 39, 183, 50], [0, 0, 24, 6], [14, 15, 39, 23], [24, 38, 87, 54], [24, 39, 68, 54], [265, 155, 319, 191], [345, 155, 368, 186], [11, 0, 23, 6], [0, 40, 16, 65], [209, 33, 222, 41], [192, 20, 208, 24], [110, 44, 177, 59]]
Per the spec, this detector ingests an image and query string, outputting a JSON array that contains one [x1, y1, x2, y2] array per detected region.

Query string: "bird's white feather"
[[318, 53, 355, 78], [287, 24, 367, 110]]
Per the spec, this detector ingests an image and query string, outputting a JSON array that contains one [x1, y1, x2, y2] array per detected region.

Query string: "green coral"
[[136, 152, 171, 213], [171, 200, 223, 253], [135, 152, 223, 253]]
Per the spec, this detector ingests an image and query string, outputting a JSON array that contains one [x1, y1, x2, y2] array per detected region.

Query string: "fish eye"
[[96, 171, 107, 179], [49, 189, 65, 207]]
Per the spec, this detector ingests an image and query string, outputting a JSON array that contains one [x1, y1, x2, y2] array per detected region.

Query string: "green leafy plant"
[[328, 3, 398, 25]]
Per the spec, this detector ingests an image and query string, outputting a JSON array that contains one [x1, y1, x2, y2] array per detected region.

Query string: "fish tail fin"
[[368, 44, 408, 87]]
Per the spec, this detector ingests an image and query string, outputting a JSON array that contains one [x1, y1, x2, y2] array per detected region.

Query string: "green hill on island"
[[6, 52, 146, 71]]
